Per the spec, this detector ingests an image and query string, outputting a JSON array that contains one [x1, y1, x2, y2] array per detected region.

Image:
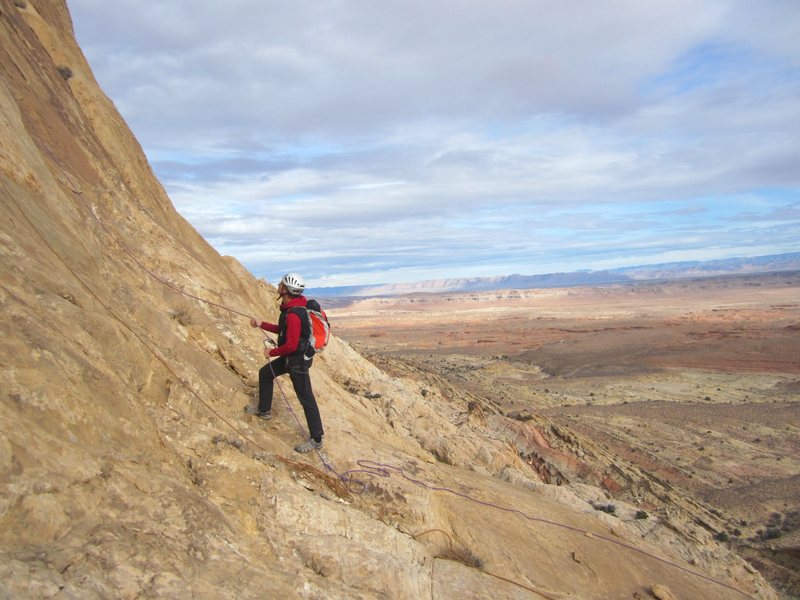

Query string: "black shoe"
[[243, 405, 271, 420]]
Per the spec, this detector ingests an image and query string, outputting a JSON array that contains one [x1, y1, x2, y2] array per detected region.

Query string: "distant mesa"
[[316, 252, 800, 298]]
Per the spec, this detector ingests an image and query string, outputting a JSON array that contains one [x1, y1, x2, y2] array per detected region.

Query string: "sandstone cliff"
[[0, 2, 779, 598]]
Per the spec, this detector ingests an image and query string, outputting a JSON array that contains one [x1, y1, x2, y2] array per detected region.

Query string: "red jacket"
[[259, 295, 307, 357]]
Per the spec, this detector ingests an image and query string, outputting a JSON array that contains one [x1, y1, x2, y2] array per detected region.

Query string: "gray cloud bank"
[[69, 0, 800, 286]]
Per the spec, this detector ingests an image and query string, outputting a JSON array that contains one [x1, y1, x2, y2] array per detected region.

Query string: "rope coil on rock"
[[23, 188, 755, 600]]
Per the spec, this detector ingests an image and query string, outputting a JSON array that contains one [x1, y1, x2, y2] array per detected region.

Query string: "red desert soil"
[[328, 272, 800, 597]]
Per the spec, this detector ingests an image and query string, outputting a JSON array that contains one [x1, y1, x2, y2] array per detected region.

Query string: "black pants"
[[258, 355, 324, 441]]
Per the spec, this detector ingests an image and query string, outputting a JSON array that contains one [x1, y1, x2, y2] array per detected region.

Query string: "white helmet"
[[280, 272, 305, 296]]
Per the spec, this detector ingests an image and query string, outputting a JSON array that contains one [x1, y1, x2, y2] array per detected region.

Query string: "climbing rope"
[[17, 186, 755, 600], [7, 189, 269, 453], [265, 382, 754, 598]]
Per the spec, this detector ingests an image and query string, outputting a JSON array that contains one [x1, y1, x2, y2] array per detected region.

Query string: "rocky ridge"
[[0, 2, 780, 598]]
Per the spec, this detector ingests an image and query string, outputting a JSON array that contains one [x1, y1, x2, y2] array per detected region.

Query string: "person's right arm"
[[250, 318, 279, 334]]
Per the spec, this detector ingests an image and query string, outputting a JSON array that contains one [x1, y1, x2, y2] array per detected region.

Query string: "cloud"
[[71, 2, 704, 134], [67, 0, 800, 286]]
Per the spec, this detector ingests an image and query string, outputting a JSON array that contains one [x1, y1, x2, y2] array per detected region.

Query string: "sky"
[[67, 0, 800, 288]]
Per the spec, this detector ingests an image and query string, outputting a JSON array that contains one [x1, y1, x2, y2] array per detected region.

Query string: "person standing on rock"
[[245, 272, 324, 453]]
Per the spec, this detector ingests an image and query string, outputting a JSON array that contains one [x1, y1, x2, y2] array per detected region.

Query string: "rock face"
[[0, 2, 780, 599]]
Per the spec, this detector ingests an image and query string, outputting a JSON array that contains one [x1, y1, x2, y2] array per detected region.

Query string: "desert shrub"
[[211, 434, 244, 450], [593, 503, 616, 515], [761, 527, 782, 540], [169, 305, 193, 326], [431, 444, 454, 466], [635, 510, 649, 520], [714, 532, 730, 542], [509, 411, 533, 422], [782, 511, 800, 531], [57, 65, 73, 80], [439, 545, 484, 569]]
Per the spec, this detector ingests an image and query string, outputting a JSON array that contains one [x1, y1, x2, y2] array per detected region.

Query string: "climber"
[[245, 272, 325, 453]]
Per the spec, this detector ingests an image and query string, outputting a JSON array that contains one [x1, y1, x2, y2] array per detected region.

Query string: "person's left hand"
[[263, 348, 271, 358]]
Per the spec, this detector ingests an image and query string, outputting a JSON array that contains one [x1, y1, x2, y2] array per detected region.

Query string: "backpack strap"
[[287, 306, 314, 357]]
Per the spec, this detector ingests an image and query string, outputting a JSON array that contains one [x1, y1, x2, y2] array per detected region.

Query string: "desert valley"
[[329, 272, 800, 597], [2, 2, 799, 598]]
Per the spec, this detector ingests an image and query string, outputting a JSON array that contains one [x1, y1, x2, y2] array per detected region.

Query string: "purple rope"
[[78, 193, 754, 600]]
